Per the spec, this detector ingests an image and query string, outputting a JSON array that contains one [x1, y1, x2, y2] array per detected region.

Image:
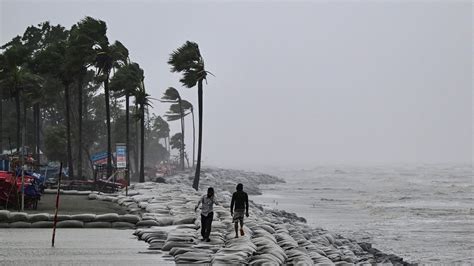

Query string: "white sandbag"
[[156, 217, 175, 226], [9, 212, 29, 222], [28, 213, 51, 222], [31, 221, 54, 228], [112, 222, 135, 229], [118, 214, 140, 224], [88, 193, 98, 200], [94, 213, 119, 222], [136, 220, 160, 227], [0, 210, 10, 221], [173, 216, 196, 225], [71, 213, 96, 222], [84, 221, 112, 228], [9, 221, 31, 228], [0, 223, 10, 228], [56, 220, 84, 228]]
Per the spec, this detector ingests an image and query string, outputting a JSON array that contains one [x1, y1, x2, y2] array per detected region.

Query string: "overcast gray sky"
[[1, 0, 471, 169]]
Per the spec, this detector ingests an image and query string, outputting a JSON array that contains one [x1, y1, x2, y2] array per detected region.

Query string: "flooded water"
[[0, 229, 173, 265], [253, 164, 473, 264]]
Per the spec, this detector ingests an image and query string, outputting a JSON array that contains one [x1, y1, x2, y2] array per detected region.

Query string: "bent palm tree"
[[110, 61, 143, 185], [168, 41, 209, 190], [95, 35, 129, 178], [134, 86, 152, 183], [161, 87, 187, 170]]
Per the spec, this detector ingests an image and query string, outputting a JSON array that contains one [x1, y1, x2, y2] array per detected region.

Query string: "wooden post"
[[51, 162, 63, 247]]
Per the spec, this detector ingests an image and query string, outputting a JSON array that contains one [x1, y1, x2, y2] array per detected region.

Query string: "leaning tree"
[[168, 41, 210, 190]]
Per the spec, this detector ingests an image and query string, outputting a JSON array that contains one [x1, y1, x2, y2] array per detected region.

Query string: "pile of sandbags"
[[0, 210, 140, 229]]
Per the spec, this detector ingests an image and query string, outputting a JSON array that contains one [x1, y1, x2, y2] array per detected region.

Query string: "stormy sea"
[[253, 164, 473, 264]]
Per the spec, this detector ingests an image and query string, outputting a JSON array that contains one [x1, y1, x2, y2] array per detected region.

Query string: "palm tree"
[[110, 62, 143, 185], [168, 41, 209, 190], [170, 132, 185, 166], [68, 17, 106, 179], [161, 87, 186, 170], [0, 36, 29, 151], [153, 116, 170, 152], [134, 84, 152, 183], [165, 100, 194, 168], [94, 29, 129, 178]]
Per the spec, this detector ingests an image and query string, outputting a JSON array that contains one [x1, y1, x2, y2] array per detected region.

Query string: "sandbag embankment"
[[0, 210, 141, 229]]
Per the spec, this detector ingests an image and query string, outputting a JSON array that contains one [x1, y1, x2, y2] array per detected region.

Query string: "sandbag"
[[173, 216, 196, 225], [31, 221, 54, 228], [156, 217, 174, 226], [0, 223, 10, 228], [84, 222, 112, 228], [50, 214, 72, 221], [71, 213, 96, 222], [136, 220, 159, 227], [162, 241, 194, 251], [8, 212, 28, 222], [88, 193, 98, 200], [28, 213, 50, 222], [56, 220, 84, 228], [112, 222, 135, 229], [9, 221, 31, 228], [0, 210, 10, 221], [118, 214, 140, 224], [95, 213, 119, 222]]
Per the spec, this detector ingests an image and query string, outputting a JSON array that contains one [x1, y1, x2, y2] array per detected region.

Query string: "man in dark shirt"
[[230, 183, 249, 238]]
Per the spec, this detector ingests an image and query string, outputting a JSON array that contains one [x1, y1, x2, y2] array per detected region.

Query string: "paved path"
[[0, 229, 173, 265]]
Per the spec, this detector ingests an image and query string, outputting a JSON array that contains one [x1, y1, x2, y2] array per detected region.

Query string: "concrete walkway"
[[0, 229, 173, 265]]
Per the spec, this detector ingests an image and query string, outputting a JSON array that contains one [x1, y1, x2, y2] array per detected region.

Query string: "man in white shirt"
[[195, 187, 218, 242]]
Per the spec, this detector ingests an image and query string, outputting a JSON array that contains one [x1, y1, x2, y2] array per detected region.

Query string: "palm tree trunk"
[[65, 83, 74, 179], [77, 74, 84, 179], [193, 80, 203, 191], [134, 102, 139, 179], [178, 98, 185, 170], [139, 104, 145, 183], [104, 75, 112, 178], [15, 91, 21, 151], [125, 93, 130, 185], [34, 103, 40, 164], [191, 108, 195, 168], [23, 103, 27, 153]]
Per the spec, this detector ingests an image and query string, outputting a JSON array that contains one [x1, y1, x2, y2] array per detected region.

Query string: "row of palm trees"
[[0, 17, 209, 190], [0, 18, 151, 183]]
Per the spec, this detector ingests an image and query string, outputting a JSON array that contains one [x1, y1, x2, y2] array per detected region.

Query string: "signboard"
[[116, 143, 127, 169], [91, 152, 108, 166]]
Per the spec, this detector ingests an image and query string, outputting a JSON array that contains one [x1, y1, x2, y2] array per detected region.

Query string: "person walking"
[[195, 187, 218, 242], [230, 183, 249, 238]]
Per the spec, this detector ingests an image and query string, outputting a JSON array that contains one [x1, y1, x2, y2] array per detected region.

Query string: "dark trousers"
[[201, 212, 214, 239]]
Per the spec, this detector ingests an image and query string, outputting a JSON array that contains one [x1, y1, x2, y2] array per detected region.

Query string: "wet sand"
[[0, 229, 173, 265]]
